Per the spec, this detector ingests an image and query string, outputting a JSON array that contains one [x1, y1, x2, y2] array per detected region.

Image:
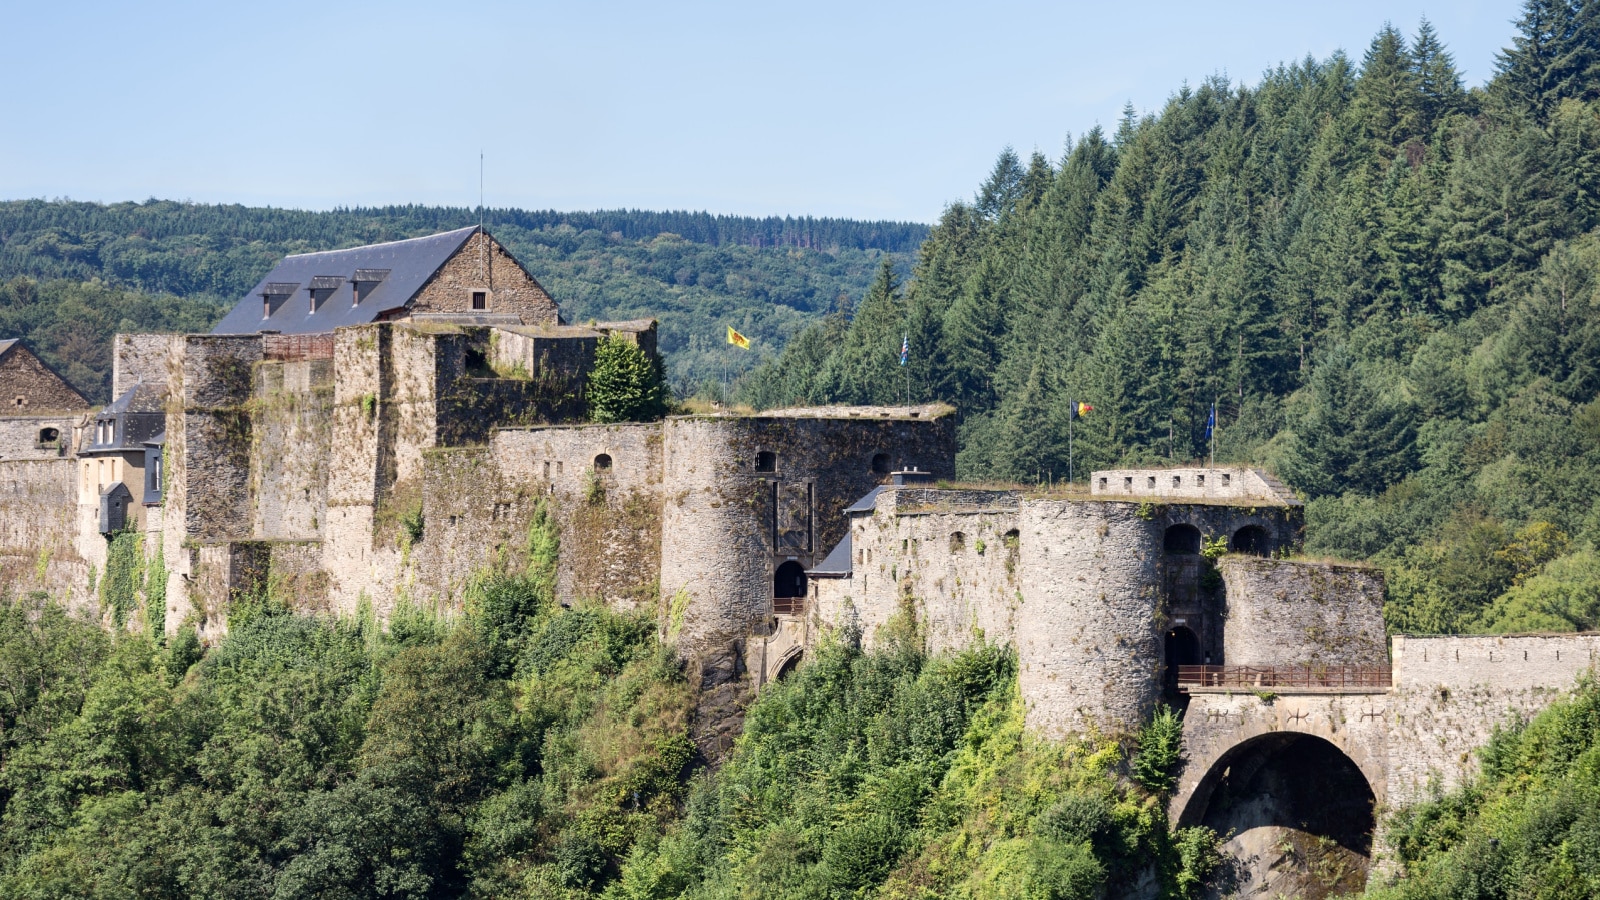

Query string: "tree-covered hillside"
[[744, 8, 1600, 636], [0, 202, 926, 400]]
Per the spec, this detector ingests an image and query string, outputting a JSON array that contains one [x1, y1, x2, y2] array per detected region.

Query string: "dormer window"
[[351, 269, 389, 306], [308, 276, 343, 313], [262, 282, 298, 318]]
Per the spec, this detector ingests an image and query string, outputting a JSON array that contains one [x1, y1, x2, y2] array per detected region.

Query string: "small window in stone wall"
[[1003, 528, 1020, 551], [471, 290, 489, 311], [1172, 475, 1181, 488], [1147, 476, 1156, 488], [557, 461, 564, 476], [1221, 473, 1231, 486], [594, 453, 613, 471], [756, 450, 777, 473], [950, 531, 966, 552], [544, 461, 551, 478], [1124, 476, 1133, 490], [1196, 474, 1205, 486], [14, 396, 24, 409], [871, 453, 890, 475], [1098, 477, 1107, 489], [38, 427, 59, 445]]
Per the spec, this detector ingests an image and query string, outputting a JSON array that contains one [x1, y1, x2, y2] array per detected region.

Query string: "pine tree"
[[975, 149, 1026, 221], [1353, 23, 1422, 155], [817, 258, 907, 404], [1412, 17, 1468, 133], [1495, 0, 1580, 123]]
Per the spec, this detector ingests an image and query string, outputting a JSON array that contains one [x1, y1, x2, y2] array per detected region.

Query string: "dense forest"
[[0, 201, 925, 399], [743, 8, 1600, 637]]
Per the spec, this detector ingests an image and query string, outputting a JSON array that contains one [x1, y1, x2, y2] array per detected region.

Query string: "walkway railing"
[[773, 596, 806, 617], [1176, 665, 1392, 692]]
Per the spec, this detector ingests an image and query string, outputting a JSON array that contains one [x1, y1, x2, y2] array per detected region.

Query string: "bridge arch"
[[1176, 726, 1380, 898]]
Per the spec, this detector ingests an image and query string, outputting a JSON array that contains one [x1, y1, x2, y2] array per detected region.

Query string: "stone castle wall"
[[489, 423, 664, 610], [1385, 633, 1600, 805], [250, 359, 333, 542], [1220, 557, 1388, 668], [824, 488, 1021, 653], [113, 334, 178, 397], [659, 414, 956, 666]]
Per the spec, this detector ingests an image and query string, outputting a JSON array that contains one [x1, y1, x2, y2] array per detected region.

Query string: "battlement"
[[1089, 466, 1300, 506]]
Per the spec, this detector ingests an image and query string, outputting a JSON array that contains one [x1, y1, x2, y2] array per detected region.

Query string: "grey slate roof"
[[843, 486, 886, 516], [809, 533, 853, 577], [0, 339, 16, 358], [101, 383, 166, 414], [213, 226, 479, 335]]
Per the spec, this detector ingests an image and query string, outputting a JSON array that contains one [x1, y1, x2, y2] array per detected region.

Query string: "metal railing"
[[1176, 665, 1392, 691], [773, 596, 806, 617]]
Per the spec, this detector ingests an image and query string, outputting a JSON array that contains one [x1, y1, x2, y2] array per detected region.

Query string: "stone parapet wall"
[[1221, 557, 1388, 668], [1090, 466, 1299, 506]]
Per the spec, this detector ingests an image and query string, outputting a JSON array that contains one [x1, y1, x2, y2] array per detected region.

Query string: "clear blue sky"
[[1, 0, 1523, 223]]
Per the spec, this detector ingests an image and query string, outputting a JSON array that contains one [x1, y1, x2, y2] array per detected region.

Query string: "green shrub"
[[587, 335, 668, 423], [1132, 704, 1184, 795]]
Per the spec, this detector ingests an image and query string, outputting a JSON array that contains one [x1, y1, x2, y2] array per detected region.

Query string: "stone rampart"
[[1221, 557, 1387, 668], [1385, 633, 1600, 805]]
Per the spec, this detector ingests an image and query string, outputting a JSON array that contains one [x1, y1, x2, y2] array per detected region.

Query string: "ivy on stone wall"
[[145, 542, 167, 644], [99, 529, 143, 629]]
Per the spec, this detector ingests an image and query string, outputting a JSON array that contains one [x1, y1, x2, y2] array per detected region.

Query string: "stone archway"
[[1177, 729, 1379, 899]]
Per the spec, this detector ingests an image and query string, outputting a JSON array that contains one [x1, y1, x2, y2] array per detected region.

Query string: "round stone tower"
[[1015, 498, 1166, 736]]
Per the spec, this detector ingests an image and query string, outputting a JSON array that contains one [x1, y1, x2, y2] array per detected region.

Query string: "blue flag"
[[1204, 404, 1216, 441], [900, 334, 908, 367]]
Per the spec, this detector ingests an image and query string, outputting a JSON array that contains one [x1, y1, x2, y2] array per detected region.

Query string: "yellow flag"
[[727, 326, 750, 349]]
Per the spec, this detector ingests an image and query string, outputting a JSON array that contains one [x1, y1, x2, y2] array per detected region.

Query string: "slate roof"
[[0, 340, 17, 358], [809, 532, 853, 577], [101, 383, 167, 415], [843, 486, 886, 516], [213, 226, 479, 335]]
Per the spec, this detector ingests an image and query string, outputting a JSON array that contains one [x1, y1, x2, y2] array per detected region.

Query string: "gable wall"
[[0, 346, 88, 411], [409, 231, 560, 325]]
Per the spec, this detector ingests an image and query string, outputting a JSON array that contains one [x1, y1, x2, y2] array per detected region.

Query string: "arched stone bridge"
[[1172, 635, 1600, 898]]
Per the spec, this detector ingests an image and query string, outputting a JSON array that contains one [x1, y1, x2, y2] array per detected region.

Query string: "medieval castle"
[[2, 226, 1597, 895]]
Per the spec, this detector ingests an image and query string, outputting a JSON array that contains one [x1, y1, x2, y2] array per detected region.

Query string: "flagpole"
[[1068, 400, 1074, 486]]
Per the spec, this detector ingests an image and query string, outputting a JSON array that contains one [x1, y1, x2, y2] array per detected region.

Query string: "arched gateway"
[[1174, 691, 1391, 899]]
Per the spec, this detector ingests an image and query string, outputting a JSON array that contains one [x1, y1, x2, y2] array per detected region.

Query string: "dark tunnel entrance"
[[1180, 733, 1376, 899], [1163, 625, 1202, 710]]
